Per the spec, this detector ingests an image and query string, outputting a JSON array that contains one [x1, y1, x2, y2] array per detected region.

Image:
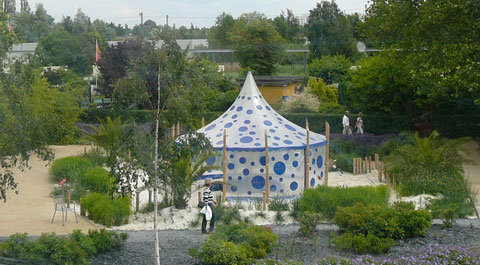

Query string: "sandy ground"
[[0, 145, 97, 236]]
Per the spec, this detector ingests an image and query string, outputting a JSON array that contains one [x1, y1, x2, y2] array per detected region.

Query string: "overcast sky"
[[27, 0, 369, 28]]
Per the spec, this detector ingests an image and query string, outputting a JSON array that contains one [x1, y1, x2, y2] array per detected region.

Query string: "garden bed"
[[88, 219, 480, 265]]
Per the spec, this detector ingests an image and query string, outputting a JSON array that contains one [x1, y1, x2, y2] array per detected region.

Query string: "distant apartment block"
[[296, 14, 308, 26]]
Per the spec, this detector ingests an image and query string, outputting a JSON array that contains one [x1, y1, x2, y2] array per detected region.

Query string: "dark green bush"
[[80, 193, 131, 227], [87, 229, 129, 253], [215, 204, 242, 225], [50, 156, 93, 183], [269, 197, 290, 211], [298, 211, 323, 236], [190, 222, 277, 265], [332, 232, 394, 254], [78, 167, 114, 194], [297, 185, 389, 220], [0, 229, 127, 264], [334, 202, 431, 240]]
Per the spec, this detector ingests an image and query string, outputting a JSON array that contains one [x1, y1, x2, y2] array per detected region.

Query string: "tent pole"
[[222, 129, 227, 203], [325, 121, 330, 186], [176, 121, 180, 136], [171, 125, 175, 140], [264, 130, 270, 200], [201, 117, 205, 128], [305, 120, 310, 190]]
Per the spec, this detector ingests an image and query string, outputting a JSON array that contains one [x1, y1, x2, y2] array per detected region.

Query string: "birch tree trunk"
[[153, 66, 161, 265]]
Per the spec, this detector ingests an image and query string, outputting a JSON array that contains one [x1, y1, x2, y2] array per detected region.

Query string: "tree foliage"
[[362, 0, 480, 113], [306, 1, 356, 58], [308, 55, 351, 84], [228, 12, 285, 75]]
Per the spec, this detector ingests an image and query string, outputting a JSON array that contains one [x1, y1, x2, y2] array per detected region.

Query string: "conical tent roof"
[[198, 72, 326, 150]]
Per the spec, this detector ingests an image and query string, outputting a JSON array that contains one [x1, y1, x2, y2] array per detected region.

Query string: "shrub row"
[[296, 185, 389, 220], [189, 222, 278, 265], [332, 202, 432, 254], [0, 229, 127, 265], [80, 109, 480, 138], [80, 193, 131, 227]]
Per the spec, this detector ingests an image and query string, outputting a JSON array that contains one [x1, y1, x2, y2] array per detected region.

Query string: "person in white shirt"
[[342, 111, 352, 135], [355, 112, 364, 134]]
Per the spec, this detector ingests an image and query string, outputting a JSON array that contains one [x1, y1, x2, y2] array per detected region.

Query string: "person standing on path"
[[355, 112, 364, 134], [342, 111, 352, 135], [201, 178, 217, 234]]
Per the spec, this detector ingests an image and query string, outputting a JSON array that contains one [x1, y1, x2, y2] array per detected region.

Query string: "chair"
[[51, 192, 78, 226]]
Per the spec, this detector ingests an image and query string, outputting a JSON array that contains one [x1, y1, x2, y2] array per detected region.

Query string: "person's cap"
[[204, 178, 213, 186]]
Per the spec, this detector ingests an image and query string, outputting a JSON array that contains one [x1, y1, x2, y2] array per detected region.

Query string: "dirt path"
[[0, 145, 98, 236], [463, 141, 480, 216]]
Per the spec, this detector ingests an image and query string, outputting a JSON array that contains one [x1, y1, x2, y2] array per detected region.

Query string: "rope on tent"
[[329, 141, 377, 186]]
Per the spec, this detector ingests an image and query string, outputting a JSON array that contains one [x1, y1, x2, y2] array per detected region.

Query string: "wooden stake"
[[171, 125, 175, 140], [176, 121, 180, 136], [374, 153, 379, 171], [201, 117, 205, 128], [136, 191, 140, 212], [378, 163, 383, 182], [262, 191, 267, 211], [84, 146, 87, 155], [198, 191, 202, 205], [264, 130, 270, 199], [364, 157, 368, 174], [325, 121, 330, 186], [368, 156, 372, 173], [222, 130, 227, 202], [305, 120, 310, 189], [393, 174, 397, 190]]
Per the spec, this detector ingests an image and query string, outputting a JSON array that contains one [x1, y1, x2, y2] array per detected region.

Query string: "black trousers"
[[201, 204, 216, 232]]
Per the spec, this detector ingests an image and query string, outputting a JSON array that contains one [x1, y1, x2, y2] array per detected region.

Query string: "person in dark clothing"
[[201, 178, 217, 234]]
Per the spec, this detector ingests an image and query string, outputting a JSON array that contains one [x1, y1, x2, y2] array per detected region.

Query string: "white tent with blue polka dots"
[[197, 72, 327, 200]]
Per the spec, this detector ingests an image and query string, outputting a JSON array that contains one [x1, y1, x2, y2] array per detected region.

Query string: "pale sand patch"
[[0, 145, 98, 236]]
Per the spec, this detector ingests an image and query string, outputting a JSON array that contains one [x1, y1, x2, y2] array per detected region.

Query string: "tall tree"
[[273, 9, 301, 43], [228, 12, 285, 75], [3, 0, 14, 13], [306, 1, 356, 58], [207, 12, 235, 48], [20, 0, 30, 13], [362, 0, 480, 113]]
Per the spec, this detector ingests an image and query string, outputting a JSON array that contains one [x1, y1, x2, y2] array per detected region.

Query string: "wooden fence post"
[[176, 121, 180, 136], [378, 163, 383, 182], [305, 120, 310, 189], [262, 192, 267, 211], [222, 130, 227, 203], [265, 130, 270, 199], [136, 191, 140, 212], [171, 125, 175, 140], [201, 117, 205, 128], [374, 154, 379, 171]]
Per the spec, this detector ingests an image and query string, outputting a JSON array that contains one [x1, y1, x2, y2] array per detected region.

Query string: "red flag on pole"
[[95, 39, 101, 62]]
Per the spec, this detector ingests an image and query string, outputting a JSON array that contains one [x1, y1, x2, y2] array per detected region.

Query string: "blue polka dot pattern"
[[293, 161, 298, 168], [283, 154, 289, 160], [231, 186, 237, 192], [243, 168, 250, 175], [259, 156, 266, 166], [224, 122, 233, 128], [310, 178, 315, 187], [252, 175, 265, 189], [317, 155, 323, 168], [206, 156, 216, 165], [274, 161, 286, 175], [205, 124, 216, 131], [239, 157, 246, 164], [228, 163, 234, 170], [290, 181, 298, 191], [270, 185, 277, 192]]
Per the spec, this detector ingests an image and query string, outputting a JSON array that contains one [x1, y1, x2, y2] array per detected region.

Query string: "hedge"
[[79, 109, 480, 138]]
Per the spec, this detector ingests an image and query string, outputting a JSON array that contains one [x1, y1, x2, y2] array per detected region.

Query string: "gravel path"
[[90, 219, 480, 265]]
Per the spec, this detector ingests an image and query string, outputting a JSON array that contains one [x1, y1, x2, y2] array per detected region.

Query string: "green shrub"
[[299, 211, 323, 236], [78, 167, 114, 194], [80, 147, 107, 167], [333, 203, 431, 240], [80, 193, 131, 227], [87, 229, 128, 253], [332, 232, 394, 254], [269, 198, 290, 211], [297, 185, 389, 220], [50, 156, 93, 183], [215, 204, 242, 225], [0, 230, 127, 264], [191, 222, 277, 265]]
